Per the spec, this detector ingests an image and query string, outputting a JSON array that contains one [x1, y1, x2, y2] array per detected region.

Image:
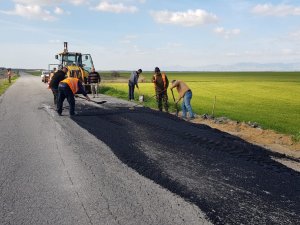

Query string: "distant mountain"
[[164, 62, 300, 71]]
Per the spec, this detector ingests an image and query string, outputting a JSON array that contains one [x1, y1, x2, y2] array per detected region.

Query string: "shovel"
[[171, 89, 179, 116], [76, 95, 107, 104]]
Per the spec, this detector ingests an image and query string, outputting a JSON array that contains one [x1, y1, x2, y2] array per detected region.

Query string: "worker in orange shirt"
[[57, 75, 90, 116]]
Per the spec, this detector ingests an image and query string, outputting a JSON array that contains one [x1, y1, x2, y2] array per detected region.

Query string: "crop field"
[[100, 71, 300, 138]]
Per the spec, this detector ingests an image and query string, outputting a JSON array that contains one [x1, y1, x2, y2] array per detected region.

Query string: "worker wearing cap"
[[128, 69, 142, 101], [152, 67, 169, 112], [49, 67, 68, 107], [57, 74, 90, 116], [170, 80, 195, 120]]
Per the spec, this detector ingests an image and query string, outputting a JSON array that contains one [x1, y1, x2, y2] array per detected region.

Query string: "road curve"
[[1, 72, 299, 225], [0, 72, 210, 225]]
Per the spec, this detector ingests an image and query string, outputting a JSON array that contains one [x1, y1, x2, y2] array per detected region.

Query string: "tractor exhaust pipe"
[[64, 42, 68, 53]]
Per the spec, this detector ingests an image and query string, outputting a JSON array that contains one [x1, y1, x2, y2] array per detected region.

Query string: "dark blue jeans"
[[57, 83, 75, 115], [182, 90, 194, 118], [128, 83, 135, 100]]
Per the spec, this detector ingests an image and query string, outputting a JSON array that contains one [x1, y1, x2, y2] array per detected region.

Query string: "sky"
[[0, 0, 300, 71]]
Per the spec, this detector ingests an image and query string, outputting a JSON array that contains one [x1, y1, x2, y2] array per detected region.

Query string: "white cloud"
[[214, 27, 240, 39], [69, 0, 87, 5], [1, 4, 57, 21], [13, 0, 62, 6], [281, 48, 293, 55], [290, 30, 300, 39], [252, 4, 300, 16], [94, 1, 138, 13], [13, 0, 87, 6], [150, 9, 218, 27], [54, 7, 64, 14]]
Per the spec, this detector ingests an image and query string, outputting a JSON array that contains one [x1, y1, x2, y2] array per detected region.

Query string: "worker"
[[49, 66, 68, 107], [57, 74, 90, 116], [152, 67, 169, 112], [170, 80, 195, 120], [7, 68, 12, 83], [88, 67, 101, 98], [128, 69, 142, 101]]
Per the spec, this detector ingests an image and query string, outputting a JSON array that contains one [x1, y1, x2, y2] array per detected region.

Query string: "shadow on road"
[[70, 103, 300, 225]]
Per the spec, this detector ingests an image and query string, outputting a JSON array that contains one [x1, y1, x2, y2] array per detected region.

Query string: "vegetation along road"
[[0, 72, 299, 224]]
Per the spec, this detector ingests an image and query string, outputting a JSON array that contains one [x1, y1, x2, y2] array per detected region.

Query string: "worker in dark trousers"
[[88, 67, 101, 98], [128, 69, 142, 101], [57, 75, 90, 116], [152, 67, 169, 112], [49, 67, 68, 107]]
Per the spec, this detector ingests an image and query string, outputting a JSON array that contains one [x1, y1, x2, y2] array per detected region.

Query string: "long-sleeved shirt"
[[170, 80, 191, 99], [49, 70, 66, 89], [128, 71, 139, 86]]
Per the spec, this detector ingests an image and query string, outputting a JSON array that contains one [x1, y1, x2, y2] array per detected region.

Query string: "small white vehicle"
[[41, 70, 50, 83]]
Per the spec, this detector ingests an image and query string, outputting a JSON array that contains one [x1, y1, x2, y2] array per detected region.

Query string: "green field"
[[99, 71, 300, 138]]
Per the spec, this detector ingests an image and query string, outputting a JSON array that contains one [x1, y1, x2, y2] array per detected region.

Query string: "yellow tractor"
[[53, 42, 94, 90]]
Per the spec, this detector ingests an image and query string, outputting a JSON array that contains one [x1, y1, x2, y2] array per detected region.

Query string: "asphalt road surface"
[[0, 72, 299, 225]]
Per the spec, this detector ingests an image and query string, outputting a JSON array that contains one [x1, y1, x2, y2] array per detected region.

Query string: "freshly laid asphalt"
[[0, 72, 299, 224]]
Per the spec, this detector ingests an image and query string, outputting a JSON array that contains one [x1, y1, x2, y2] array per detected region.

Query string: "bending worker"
[[170, 80, 195, 120], [57, 75, 90, 116], [128, 69, 142, 101], [152, 67, 169, 112]]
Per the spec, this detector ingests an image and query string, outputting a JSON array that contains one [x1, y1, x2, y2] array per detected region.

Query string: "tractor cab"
[[57, 53, 94, 73], [55, 42, 94, 84]]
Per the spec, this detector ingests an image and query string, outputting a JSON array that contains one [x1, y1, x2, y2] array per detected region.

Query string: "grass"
[[99, 71, 300, 137], [0, 75, 19, 95]]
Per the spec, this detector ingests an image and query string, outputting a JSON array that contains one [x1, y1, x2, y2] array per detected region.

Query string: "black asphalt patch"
[[71, 103, 300, 225]]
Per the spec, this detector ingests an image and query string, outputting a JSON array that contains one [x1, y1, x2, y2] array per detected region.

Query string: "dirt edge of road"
[[184, 115, 300, 171]]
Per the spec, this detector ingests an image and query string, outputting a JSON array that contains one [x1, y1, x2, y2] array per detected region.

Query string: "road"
[[0, 72, 299, 224]]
